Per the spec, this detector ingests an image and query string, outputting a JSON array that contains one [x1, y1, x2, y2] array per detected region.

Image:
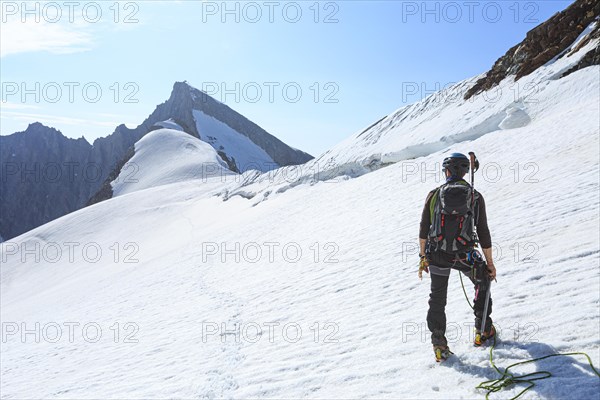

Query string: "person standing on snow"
[[418, 152, 497, 362]]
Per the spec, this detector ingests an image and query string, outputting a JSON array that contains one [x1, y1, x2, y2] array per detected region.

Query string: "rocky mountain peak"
[[23, 122, 63, 138], [19, 123, 91, 148]]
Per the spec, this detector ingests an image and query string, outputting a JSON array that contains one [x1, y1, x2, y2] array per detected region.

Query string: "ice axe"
[[479, 277, 492, 335], [468, 151, 491, 334], [468, 152, 479, 182]]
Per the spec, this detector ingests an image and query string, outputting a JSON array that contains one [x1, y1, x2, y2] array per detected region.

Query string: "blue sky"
[[1, 0, 572, 156]]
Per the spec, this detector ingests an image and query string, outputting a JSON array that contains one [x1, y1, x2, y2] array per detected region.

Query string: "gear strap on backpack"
[[428, 180, 479, 253]]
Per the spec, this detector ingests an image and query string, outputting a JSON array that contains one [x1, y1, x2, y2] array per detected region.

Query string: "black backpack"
[[428, 180, 479, 253]]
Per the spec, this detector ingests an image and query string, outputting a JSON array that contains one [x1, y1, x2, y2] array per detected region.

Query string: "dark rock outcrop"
[[465, 0, 599, 99], [561, 23, 600, 77], [0, 123, 96, 239], [86, 146, 135, 207]]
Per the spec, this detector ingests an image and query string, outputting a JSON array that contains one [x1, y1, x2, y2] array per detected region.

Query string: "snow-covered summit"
[[111, 128, 235, 197], [153, 81, 313, 172]]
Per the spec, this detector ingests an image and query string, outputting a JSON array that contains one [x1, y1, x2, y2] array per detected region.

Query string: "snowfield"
[[1, 31, 599, 400]]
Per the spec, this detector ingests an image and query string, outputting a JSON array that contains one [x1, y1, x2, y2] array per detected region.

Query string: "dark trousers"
[[426, 251, 493, 347]]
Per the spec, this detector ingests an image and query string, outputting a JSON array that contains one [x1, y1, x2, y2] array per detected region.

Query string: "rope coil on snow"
[[457, 274, 600, 400]]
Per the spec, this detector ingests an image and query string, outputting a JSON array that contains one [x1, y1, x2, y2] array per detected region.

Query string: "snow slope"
[[193, 110, 277, 173], [111, 128, 235, 197], [318, 22, 599, 168]]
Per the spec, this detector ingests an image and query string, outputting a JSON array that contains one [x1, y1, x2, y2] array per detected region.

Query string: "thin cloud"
[[0, 20, 93, 58], [0, 0, 150, 57]]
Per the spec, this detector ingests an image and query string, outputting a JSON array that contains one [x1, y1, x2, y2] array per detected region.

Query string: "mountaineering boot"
[[474, 325, 496, 346], [434, 345, 453, 362]]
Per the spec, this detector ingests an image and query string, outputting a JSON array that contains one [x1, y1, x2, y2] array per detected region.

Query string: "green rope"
[[477, 335, 600, 400], [457, 274, 600, 400], [458, 271, 474, 310]]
